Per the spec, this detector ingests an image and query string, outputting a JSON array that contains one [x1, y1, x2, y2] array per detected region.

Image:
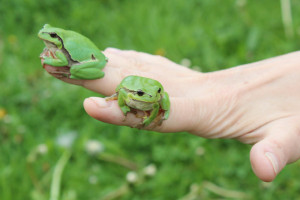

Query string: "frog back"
[[60, 30, 104, 62], [117, 76, 163, 94]]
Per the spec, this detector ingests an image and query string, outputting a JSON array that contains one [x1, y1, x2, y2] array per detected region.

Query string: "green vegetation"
[[1, 0, 300, 199]]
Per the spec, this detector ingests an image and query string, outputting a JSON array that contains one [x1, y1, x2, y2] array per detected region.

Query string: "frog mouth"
[[43, 40, 58, 51], [127, 99, 155, 111], [41, 39, 76, 65], [131, 99, 150, 103]]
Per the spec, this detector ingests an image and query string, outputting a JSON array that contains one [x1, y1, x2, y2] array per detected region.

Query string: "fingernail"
[[88, 97, 111, 108], [265, 152, 279, 174]]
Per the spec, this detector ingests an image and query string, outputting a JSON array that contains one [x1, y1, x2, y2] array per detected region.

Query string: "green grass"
[[1, 0, 300, 199]]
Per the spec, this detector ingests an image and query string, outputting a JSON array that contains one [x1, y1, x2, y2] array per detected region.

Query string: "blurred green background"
[[1, 0, 300, 199]]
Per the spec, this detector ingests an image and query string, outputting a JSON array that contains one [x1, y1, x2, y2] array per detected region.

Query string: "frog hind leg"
[[160, 92, 170, 120], [105, 93, 118, 101], [69, 60, 106, 80], [117, 89, 131, 115], [43, 50, 69, 67], [143, 103, 160, 126]]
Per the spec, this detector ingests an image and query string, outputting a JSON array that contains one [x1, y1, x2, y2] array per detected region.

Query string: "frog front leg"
[[42, 50, 68, 67], [143, 103, 160, 126], [160, 92, 170, 120], [117, 89, 131, 115], [69, 60, 106, 80]]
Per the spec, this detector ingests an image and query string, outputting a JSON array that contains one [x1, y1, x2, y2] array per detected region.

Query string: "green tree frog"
[[106, 75, 170, 126], [38, 24, 107, 79]]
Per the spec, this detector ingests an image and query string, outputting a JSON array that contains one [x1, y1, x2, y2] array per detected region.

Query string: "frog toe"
[[120, 106, 131, 115]]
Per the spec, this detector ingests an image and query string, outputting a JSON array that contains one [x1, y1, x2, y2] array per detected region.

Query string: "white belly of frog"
[[126, 99, 155, 111]]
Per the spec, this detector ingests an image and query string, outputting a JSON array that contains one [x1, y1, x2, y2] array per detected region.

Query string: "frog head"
[[117, 76, 164, 103], [38, 24, 63, 49], [128, 86, 163, 103]]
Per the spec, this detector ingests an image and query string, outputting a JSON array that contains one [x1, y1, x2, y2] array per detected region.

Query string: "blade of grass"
[[202, 181, 249, 199], [49, 150, 71, 200], [280, 0, 294, 39]]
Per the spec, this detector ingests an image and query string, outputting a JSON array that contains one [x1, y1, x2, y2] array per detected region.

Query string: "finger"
[[105, 48, 161, 65], [43, 64, 122, 96], [43, 50, 165, 95], [83, 97, 196, 132], [43, 48, 196, 97], [250, 118, 300, 182], [105, 47, 196, 75]]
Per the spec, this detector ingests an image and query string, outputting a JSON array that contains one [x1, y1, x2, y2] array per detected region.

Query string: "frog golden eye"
[[158, 88, 161, 93], [137, 90, 144, 96], [50, 33, 57, 38]]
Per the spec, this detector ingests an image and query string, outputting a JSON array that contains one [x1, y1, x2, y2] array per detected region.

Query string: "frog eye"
[[158, 88, 161, 93], [137, 90, 144, 96], [49, 33, 57, 38]]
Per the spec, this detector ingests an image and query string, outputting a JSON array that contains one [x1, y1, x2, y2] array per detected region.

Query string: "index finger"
[[83, 97, 196, 133], [43, 52, 129, 96]]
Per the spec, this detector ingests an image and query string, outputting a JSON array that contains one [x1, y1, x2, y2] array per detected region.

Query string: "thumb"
[[250, 119, 300, 182], [83, 97, 197, 132]]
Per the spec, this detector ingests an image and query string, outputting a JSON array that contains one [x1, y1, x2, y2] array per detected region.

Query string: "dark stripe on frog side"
[[122, 87, 157, 98], [46, 32, 79, 66]]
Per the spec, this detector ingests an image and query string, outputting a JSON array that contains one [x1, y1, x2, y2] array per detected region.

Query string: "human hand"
[[43, 48, 300, 182], [43, 47, 199, 131]]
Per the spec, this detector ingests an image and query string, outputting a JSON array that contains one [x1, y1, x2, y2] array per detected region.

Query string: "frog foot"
[[153, 114, 164, 125], [105, 94, 118, 101], [134, 111, 148, 119], [133, 121, 146, 129]]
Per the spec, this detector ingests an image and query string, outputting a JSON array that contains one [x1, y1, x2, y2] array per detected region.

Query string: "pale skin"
[[42, 48, 300, 182]]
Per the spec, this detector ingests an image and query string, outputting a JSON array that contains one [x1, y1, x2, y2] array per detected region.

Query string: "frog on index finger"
[[38, 24, 107, 80], [106, 75, 170, 127]]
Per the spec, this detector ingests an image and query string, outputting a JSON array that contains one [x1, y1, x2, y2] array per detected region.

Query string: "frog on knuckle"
[[106, 75, 170, 127], [38, 24, 107, 80]]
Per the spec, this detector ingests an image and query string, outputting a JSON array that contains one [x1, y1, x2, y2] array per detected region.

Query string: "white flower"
[[236, 0, 247, 7], [143, 164, 157, 176], [126, 171, 138, 183], [3, 115, 12, 124], [260, 181, 273, 189], [180, 58, 191, 67], [85, 140, 104, 155], [37, 144, 48, 155], [61, 190, 77, 200], [192, 65, 202, 72], [17, 125, 26, 134], [88, 175, 98, 185], [55, 131, 77, 148], [195, 147, 205, 156]]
